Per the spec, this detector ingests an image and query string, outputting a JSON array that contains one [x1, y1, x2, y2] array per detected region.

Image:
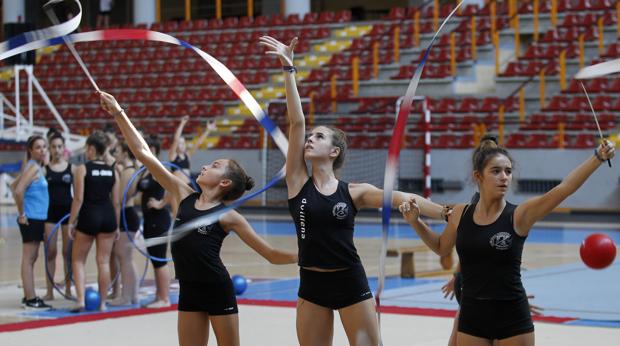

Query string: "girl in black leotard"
[[68, 131, 120, 311], [100, 91, 296, 346], [401, 135, 614, 345], [169, 115, 216, 184], [43, 133, 76, 300], [260, 35, 449, 346]]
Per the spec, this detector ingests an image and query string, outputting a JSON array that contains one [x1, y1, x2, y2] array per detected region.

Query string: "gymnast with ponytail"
[[99, 91, 297, 346]]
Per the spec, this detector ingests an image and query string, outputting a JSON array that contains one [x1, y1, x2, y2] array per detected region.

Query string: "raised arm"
[[399, 199, 466, 257], [350, 183, 448, 220], [259, 36, 308, 196], [187, 119, 216, 158], [514, 140, 615, 236], [99, 91, 193, 207], [169, 115, 189, 162], [221, 210, 298, 264]]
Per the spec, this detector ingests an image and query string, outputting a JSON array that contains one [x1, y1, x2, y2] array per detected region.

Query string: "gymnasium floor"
[[1, 206, 620, 345]]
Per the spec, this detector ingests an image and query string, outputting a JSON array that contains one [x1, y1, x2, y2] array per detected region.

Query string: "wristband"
[[282, 65, 297, 73]]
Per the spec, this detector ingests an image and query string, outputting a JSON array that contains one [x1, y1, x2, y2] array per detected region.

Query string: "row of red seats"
[[520, 113, 616, 130], [44, 42, 309, 65], [391, 64, 453, 80], [500, 60, 560, 77], [305, 65, 375, 83], [564, 77, 620, 93], [479, 0, 616, 16], [545, 94, 620, 112], [505, 133, 596, 148], [42, 102, 224, 120], [384, 4, 471, 21], [521, 43, 579, 60], [148, 11, 351, 33], [327, 50, 394, 66]]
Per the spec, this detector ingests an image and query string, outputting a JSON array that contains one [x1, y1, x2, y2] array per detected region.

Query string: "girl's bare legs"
[[296, 298, 334, 346], [43, 223, 58, 300], [21, 241, 41, 300], [338, 298, 379, 346], [95, 232, 116, 310], [72, 231, 95, 308]]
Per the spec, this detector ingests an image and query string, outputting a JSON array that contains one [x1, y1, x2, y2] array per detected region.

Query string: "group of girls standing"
[[13, 33, 615, 346]]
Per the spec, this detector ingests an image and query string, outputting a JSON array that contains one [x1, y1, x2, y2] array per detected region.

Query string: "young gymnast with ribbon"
[[43, 133, 76, 300], [169, 116, 217, 184], [259, 35, 450, 346], [99, 91, 297, 346], [400, 135, 614, 345], [11, 135, 53, 310], [67, 131, 120, 312]]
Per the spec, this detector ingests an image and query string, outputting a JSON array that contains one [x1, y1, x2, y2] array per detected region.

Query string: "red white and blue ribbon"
[[375, 1, 463, 340], [0, 1, 289, 246]]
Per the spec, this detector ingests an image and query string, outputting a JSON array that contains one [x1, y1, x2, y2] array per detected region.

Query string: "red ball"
[[580, 233, 617, 269]]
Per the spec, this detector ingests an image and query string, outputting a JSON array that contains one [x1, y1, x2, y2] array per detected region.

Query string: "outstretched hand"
[[258, 36, 298, 66], [398, 197, 421, 224], [99, 91, 122, 115], [596, 139, 615, 161]]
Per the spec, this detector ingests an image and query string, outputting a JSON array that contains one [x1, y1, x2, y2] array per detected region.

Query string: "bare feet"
[[144, 299, 170, 309]]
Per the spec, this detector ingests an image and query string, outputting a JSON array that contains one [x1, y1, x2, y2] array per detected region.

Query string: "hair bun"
[[479, 134, 498, 149], [245, 177, 255, 191]]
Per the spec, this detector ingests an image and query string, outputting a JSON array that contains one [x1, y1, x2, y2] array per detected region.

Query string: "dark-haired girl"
[[400, 135, 615, 345], [100, 91, 297, 346], [68, 131, 121, 311], [43, 133, 76, 300]]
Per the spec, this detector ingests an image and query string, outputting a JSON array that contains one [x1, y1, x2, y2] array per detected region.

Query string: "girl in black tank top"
[[169, 116, 217, 183], [43, 134, 75, 300], [262, 36, 450, 345], [100, 91, 296, 346], [400, 135, 615, 343], [68, 131, 121, 312]]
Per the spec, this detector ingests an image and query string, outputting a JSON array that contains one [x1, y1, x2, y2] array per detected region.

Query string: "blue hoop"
[[121, 161, 196, 262]]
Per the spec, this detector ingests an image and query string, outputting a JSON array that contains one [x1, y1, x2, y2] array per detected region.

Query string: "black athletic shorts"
[[76, 203, 117, 236], [178, 280, 238, 315], [459, 295, 534, 340], [298, 265, 373, 310], [143, 210, 170, 268], [46, 204, 71, 225], [18, 218, 45, 243], [121, 207, 140, 232]]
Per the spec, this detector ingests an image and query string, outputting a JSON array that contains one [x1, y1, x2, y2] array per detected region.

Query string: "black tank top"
[[456, 201, 527, 300], [46, 163, 72, 206], [172, 154, 190, 171], [171, 193, 229, 282], [288, 178, 360, 269], [138, 173, 165, 212], [83, 161, 115, 205]]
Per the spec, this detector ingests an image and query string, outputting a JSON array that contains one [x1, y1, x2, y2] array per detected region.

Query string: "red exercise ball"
[[580, 233, 617, 269]]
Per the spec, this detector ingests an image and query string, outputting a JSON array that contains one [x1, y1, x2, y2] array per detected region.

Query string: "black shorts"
[[454, 272, 462, 305], [76, 203, 117, 236], [18, 219, 45, 243], [178, 280, 238, 315], [46, 204, 71, 225], [459, 296, 534, 340], [121, 207, 140, 232], [298, 265, 373, 310], [143, 210, 171, 268]]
